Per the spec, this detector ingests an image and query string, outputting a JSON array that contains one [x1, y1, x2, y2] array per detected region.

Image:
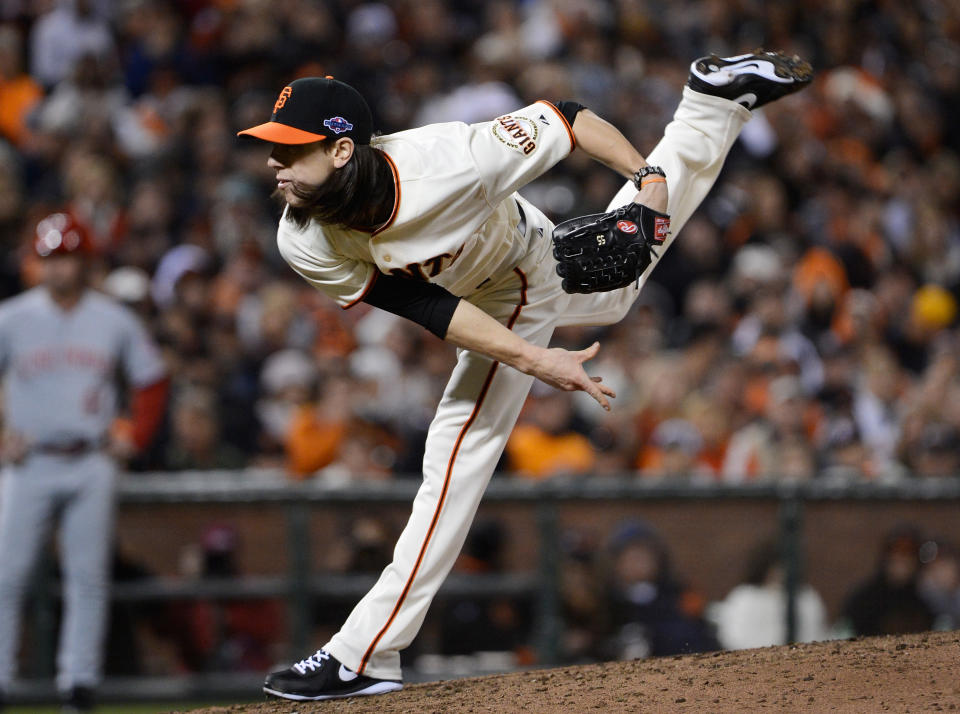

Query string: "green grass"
[[10, 702, 242, 714]]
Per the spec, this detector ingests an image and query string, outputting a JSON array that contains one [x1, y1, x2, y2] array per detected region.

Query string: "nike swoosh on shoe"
[[339, 664, 359, 682]]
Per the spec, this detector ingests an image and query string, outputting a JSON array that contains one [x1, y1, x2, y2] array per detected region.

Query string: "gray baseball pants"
[[0, 452, 116, 692]]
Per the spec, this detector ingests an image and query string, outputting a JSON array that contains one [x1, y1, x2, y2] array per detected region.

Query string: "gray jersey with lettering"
[[0, 287, 165, 444]]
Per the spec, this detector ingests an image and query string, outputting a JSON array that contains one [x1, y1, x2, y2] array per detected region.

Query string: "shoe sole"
[[697, 50, 813, 85], [263, 681, 403, 701]]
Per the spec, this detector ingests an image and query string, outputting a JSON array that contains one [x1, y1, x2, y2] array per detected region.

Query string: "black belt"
[[31, 439, 104, 456]]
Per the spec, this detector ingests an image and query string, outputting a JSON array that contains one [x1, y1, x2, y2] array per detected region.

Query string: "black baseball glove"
[[552, 202, 671, 294]]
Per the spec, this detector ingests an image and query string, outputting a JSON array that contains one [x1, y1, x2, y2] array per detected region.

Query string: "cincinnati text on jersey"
[[15, 347, 112, 379], [492, 115, 538, 155]]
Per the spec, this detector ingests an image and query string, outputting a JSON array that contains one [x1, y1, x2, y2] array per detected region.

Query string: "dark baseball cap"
[[238, 77, 373, 145]]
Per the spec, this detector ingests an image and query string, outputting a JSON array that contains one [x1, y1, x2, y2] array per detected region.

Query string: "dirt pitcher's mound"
[[181, 630, 960, 713]]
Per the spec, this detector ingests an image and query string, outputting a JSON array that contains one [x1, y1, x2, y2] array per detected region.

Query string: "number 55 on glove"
[[552, 202, 671, 294]]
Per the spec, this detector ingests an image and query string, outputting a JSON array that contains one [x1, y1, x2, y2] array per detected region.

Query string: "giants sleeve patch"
[[492, 115, 539, 156]]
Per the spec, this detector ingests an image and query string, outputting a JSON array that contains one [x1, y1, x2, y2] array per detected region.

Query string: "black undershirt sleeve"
[[362, 272, 462, 339], [555, 100, 586, 128]]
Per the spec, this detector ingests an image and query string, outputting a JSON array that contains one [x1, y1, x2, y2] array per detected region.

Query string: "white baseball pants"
[[325, 88, 752, 679]]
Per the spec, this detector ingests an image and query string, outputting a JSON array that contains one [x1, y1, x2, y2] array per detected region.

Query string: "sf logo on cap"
[[323, 116, 354, 134], [273, 86, 292, 113]]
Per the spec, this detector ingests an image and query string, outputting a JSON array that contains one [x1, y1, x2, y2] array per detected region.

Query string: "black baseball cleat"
[[263, 648, 403, 701], [60, 686, 95, 713], [687, 50, 813, 110]]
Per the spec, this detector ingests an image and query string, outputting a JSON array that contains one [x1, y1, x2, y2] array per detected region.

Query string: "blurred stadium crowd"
[[1, 0, 959, 483], [2, 0, 960, 681]]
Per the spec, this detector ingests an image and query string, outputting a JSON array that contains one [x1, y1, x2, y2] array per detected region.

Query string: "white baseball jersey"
[[276, 100, 575, 305], [271, 87, 755, 681], [0, 287, 166, 444]]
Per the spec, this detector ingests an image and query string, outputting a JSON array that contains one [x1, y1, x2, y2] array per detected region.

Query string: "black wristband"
[[632, 165, 666, 191]]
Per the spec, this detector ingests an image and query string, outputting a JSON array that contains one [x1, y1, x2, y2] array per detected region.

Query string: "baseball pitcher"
[[237, 51, 813, 700]]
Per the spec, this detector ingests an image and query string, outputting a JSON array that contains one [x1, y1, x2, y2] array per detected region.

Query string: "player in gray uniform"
[[0, 213, 168, 712]]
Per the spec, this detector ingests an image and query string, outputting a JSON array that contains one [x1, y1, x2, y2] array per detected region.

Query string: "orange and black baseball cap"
[[238, 77, 373, 145]]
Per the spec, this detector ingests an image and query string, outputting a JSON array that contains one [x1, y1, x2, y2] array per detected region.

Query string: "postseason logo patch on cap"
[[323, 116, 354, 134], [238, 77, 374, 145]]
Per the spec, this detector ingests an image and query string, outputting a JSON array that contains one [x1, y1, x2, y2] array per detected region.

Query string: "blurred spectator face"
[[158, 305, 202, 356], [650, 419, 703, 478], [778, 437, 816, 481], [685, 396, 728, 450], [202, 525, 239, 577], [614, 541, 661, 586], [911, 423, 960, 477], [751, 174, 788, 232], [762, 562, 785, 587], [658, 442, 697, 477], [684, 280, 731, 327], [820, 416, 866, 475], [677, 220, 724, 275], [336, 432, 393, 480], [643, 360, 688, 414], [706, 360, 746, 413], [346, 516, 393, 572], [64, 150, 118, 207], [766, 376, 805, 435], [753, 290, 787, 331], [563, 554, 600, 612], [885, 542, 920, 586], [730, 246, 784, 307], [821, 349, 855, 393], [174, 272, 210, 316], [748, 334, 781, 374], [128, 180, 173, 234], [257, 349, 318, 440], [43, 254, 86, 296], [864, 348, 900, 402], [531, 391, 575, 435], [207, 320, 243, 369], [172, 389, 221, 457], [180, 355, 218, 390], [839, 289, 882, 343], [874, 271, 916, 326], [805, 280, 838, 329], [258, 282, 299, 348], [71, 51, 111, 89], [919, 546, 960, 601]]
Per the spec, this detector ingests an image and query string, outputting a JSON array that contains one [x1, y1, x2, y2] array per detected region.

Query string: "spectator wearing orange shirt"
[[284, 375, 351, 479], [507, 390, 595, 480], [0, 26, 42, 148]]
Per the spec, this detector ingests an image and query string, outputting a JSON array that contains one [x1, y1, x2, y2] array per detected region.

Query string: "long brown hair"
[[276, 137, 395, 231]]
